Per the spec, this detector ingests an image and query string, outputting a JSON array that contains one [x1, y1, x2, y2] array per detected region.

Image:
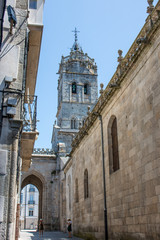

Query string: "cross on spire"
[[72, 27, 80, 43]]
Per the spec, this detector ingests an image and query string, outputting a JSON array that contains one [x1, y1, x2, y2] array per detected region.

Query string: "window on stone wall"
[[108, 116, 120, 173], [72, 82, 77, 93], [84, 169, 89, 199], [29, 0, 37, 9], [75, 178, 79, 202], [29, 208, 34, 216], [84, 84, 88, 94], [71, 118, 76, 129]]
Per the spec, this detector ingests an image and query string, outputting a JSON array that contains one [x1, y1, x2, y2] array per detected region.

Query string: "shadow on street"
[[19, 230, 84, 240]]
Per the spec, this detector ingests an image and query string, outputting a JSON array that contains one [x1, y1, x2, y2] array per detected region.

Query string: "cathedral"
[[61, 2, 160, 240]]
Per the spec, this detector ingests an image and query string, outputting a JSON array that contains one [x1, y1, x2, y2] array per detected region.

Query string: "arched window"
[[71, 118, 76, 129], [84, 84, 88, 94], [72, 82, 77, 93], [84, 169, 89, 199], [108, 116, 119, 173], [29, 0, 37, 9], [75, 178, 79, 202]]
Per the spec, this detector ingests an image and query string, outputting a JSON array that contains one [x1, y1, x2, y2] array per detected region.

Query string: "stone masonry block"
[[155, 185, 160, 195], [0, 150, 7, 175], [0, 196, 4, 222]]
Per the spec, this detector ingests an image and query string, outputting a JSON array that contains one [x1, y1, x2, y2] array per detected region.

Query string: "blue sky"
[[35, 0, 158, 148]]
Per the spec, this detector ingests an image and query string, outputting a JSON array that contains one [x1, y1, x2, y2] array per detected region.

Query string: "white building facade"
[[20, 184, 39, 230]]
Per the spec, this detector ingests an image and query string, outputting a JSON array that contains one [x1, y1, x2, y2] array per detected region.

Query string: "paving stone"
[[19, 230, 84, 240]]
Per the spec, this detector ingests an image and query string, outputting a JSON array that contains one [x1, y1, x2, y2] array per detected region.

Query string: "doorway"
[[21, 174, 43, 230]]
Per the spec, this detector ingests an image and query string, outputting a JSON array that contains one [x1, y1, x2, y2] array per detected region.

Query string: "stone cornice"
[[69, 2, 160, 157], [60, 71, 97, 76]]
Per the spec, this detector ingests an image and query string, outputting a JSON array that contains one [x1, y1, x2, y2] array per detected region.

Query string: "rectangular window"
[[29, 0, 37, 9], [29, 208, 34, 216], [72, 83, 77, 93], [20, 193, 23, 204], [84, 84, 88, 94], [30, 195, 33, 201]]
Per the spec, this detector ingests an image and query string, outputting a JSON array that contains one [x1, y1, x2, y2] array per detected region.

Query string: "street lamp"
[[93, 112, 108, 240]]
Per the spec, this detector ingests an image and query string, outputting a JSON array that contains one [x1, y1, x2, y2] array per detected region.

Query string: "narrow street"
[[19, 230, 84, 240]]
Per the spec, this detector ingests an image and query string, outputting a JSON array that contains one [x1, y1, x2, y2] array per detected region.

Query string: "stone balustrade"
[[33, 148, 55, 155]]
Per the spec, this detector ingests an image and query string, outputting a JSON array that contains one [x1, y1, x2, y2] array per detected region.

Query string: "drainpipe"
[[99, 115, 108, 240], [0, 0, 6, 51], [93, 112, 109, 240]]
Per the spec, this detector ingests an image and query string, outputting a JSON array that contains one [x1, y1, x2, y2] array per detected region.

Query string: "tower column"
[[69, 84, 72, 102], [82, 85, 84, 103]]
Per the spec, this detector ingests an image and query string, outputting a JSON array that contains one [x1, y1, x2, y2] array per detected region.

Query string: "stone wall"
[[71, 15, 160, 240], [0, 0, 27, 239], [21, 153, 59, 231]]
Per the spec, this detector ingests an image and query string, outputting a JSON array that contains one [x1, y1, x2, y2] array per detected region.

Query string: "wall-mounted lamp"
[[7, 5, 17, 34]]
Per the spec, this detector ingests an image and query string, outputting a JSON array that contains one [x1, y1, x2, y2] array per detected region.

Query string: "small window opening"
[[75, 178, 79, 202], [71, 118, 76, 129], [29, 208, 34, 216], [84, 84, 88, 94], [72, 83, 77, 93], [29, 0, 37, 9], [84, 169, 89, 199]]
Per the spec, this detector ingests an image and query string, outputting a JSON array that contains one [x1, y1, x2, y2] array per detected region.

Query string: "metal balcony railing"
[[22, 95, 37, 132], [28, 200, 35, 204], [29, 188, 35, 192]]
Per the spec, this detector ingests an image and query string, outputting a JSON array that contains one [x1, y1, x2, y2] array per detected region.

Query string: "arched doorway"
[[21, 175, 43, 228]]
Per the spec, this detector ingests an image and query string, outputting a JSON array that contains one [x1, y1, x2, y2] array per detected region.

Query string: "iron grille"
[[22, 95, 37, 132]]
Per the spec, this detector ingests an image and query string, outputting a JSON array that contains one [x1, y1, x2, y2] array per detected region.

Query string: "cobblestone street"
[[19, 230, 84, 240]]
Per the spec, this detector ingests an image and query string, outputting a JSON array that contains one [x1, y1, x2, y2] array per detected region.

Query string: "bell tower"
[[52, 28, 98, 154]]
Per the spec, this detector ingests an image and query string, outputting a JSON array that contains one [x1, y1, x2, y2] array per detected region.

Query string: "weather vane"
[[72, 27, 80, 43]]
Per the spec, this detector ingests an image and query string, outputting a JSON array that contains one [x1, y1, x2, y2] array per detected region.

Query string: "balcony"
[[20, 95, 39, 171], [28, 200, 35, 205], [29, 188, 35, 192], [25, 13, 44, 97]]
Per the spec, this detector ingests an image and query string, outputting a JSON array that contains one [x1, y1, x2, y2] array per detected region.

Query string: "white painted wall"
[[20, 185, 39, 219], [28, 0, 45, 25]]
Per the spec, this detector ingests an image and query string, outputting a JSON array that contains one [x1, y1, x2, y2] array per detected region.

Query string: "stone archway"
[[21, 153, 59, 231], [21, 174, 43, 221]]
